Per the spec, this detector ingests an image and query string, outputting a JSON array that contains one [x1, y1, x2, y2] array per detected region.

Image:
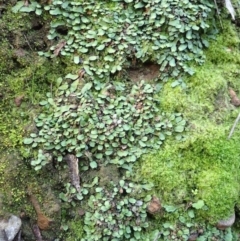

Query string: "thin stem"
[[228, 113, 240, 139]]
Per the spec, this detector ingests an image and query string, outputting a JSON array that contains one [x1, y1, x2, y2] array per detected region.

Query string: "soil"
[[127, 63, 160, 82]]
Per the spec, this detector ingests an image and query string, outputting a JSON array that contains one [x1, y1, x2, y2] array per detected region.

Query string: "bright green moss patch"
[[205, 21, 240, 64], [65, 219, 84, 241], [139, 128, 240, 222]]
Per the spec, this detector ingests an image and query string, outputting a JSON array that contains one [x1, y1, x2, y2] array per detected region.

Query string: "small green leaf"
[[48, 98, 55, 105], [129, 198, 136, 204], [96, 187, 103, 192], [19, 5, 36, 12], [97, 44, 105, 51], [90, 161, 97, 169], [74, 56, 80, 64], [175, 126, 184, 132], [192, 200, 204, 209], [23, 138, 34, 145], [81, 82, 93, 94], [164, 205, 177, 212], [59, 83, 69, 90], [134, 2, 144, 8], [107, 47, 115, 53], [169, 58, 176, 67], [117, 150, 128, 157], [65, 73, 78, 80], [89, 56, 98, 61], [79, 47, 88, 53], [119, 180, 125, 187], [179, 44, 187, 51], [12, 1, 25, 13], [171, 80, 180, 88], [34, 165, 42, 171], [49, 8, 62, 15], [82, 188, 88, 195], [188, 210, 195, 218], [104, 55, 114, 62], [39, 100, 48, 106], [35, 8, 42, 15], [76, 193, 83, 200]]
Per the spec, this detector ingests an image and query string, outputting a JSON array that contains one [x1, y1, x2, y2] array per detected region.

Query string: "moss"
[[205, 21, 240, 64], [65, 219, 84, 241], [0, 2, 68, 224], [1, 1, 240, 239], [138, 128, 240, 223]]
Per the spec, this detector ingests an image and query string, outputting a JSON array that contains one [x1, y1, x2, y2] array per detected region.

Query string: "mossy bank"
[[1, 1, 240, 240]]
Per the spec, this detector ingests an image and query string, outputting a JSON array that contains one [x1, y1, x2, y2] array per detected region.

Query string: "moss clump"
[[65, 219, 84, 241], [205, 21, 240, 64], [139, 127, 240, 223]]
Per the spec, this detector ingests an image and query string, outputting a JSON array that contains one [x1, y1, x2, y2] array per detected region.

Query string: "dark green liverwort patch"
[[15, 0, 215, 80], [23, 78, 185, 171]]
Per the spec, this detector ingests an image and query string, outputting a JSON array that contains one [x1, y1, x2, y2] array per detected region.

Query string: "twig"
[[64, 154, 81, 193], [23, 34, 34, 51], [31, 224, 43, 241], [214, 0, 223, 29], [228, 113, 240, 139]]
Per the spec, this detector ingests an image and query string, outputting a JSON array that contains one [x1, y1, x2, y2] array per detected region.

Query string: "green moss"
[[138, 128, 240, 222], [205, 21, 240, 64], [0, 3, 70, 221], [65, 219, 84, 241]]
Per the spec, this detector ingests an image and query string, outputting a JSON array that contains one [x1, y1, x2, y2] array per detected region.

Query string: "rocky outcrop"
[[0, 214, 22, 241]]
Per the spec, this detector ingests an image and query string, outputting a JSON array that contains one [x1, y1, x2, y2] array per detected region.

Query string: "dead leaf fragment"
[[15, 95, 24, 107], [54, 40, 66, 56], [24, 0, 29, 6], [229, 88, 240, 106], [147, 196, 161, 214], [29, 194, 53, 230]]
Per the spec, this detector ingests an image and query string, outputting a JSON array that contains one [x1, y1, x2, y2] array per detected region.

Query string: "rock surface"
[[216, 213, 235, 230], [0, 214, 22, 241]]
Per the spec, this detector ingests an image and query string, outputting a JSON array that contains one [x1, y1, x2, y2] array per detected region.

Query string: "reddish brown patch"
[[147, 196, 161, 214], [15, 95, 24, 107], [229, 88, 240, 107]]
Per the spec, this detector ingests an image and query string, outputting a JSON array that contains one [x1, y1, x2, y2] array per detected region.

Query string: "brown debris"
[[29, 192, 52, 230], [14, 95, 24, 107], [229, 88, 240, 106], [128, 63, 160, 82], [24, 0, 29, 6], [13, 48, 26, 58], [78, 69, 85, 79], [78, 209, 85, 216], [188, 233, 198, 241], [147, 196, 161, 214], [53, 40, 66, 56]]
